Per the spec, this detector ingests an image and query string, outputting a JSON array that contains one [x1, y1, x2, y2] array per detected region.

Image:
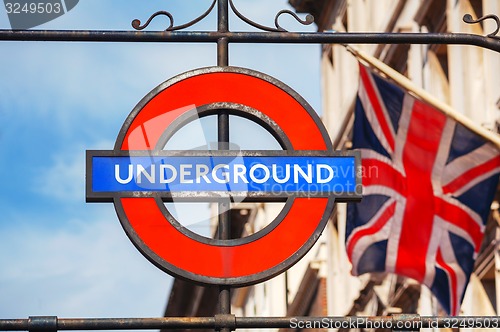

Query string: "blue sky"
[[0, 0, 321, 320]]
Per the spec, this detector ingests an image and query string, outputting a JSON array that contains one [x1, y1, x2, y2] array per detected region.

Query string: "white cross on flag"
[[346, 64, 500, 315]]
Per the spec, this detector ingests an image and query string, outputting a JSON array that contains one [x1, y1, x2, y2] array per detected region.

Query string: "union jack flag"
[[346, 64, 500, 315]]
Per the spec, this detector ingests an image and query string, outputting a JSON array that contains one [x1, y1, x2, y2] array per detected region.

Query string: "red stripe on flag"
[[443, 157, 500, 194], [346, 200, 396, 260], [436, 249, 458, 316], [362, 158, 406, 195], [359, 65, 395, 151], [395, 100, 447, 283], [434, 197, 484, 252]]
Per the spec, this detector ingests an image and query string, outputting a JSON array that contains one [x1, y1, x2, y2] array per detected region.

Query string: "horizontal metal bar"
[[58, 317, 216, 330], [0, 30, 499, 52], [2, 317, 217, 331], [3, 316, 500, 330]]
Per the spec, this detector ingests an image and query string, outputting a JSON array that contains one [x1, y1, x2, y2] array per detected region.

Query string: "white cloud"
[[0, 0, 321, 127], [34, 140, 114, 202], [0, 42, 215, 127], [0, 212, 171, 318], [0, 0, 324, 321], [34, 151, 85, 202]]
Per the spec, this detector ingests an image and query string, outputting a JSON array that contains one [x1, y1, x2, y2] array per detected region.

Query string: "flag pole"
[[345, 45, 500, 149]]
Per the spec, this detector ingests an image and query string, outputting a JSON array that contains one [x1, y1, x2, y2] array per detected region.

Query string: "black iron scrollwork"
[[132, 0, 216, 31], [463, 14, 500, 39], [132, 0, 314, 32], [229, 0, 314, 32]]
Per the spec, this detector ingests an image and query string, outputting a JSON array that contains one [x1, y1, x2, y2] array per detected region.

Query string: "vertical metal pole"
[[217, 0, 229, 67], [216, 1, 232, 332]]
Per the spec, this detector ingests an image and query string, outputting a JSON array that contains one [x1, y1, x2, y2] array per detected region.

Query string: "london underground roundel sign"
[[86, 67, 361, 286]]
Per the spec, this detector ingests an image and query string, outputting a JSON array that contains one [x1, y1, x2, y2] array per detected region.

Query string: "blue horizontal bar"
[[90, 155, 357, 196]]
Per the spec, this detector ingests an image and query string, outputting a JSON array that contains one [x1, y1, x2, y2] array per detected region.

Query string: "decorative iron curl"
[[463, 13, 500, 39], [132, 0, 216, 31], [229, 0, 314, 32]]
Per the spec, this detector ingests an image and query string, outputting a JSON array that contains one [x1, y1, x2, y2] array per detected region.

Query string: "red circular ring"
[[114, 67, 334, 286]]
